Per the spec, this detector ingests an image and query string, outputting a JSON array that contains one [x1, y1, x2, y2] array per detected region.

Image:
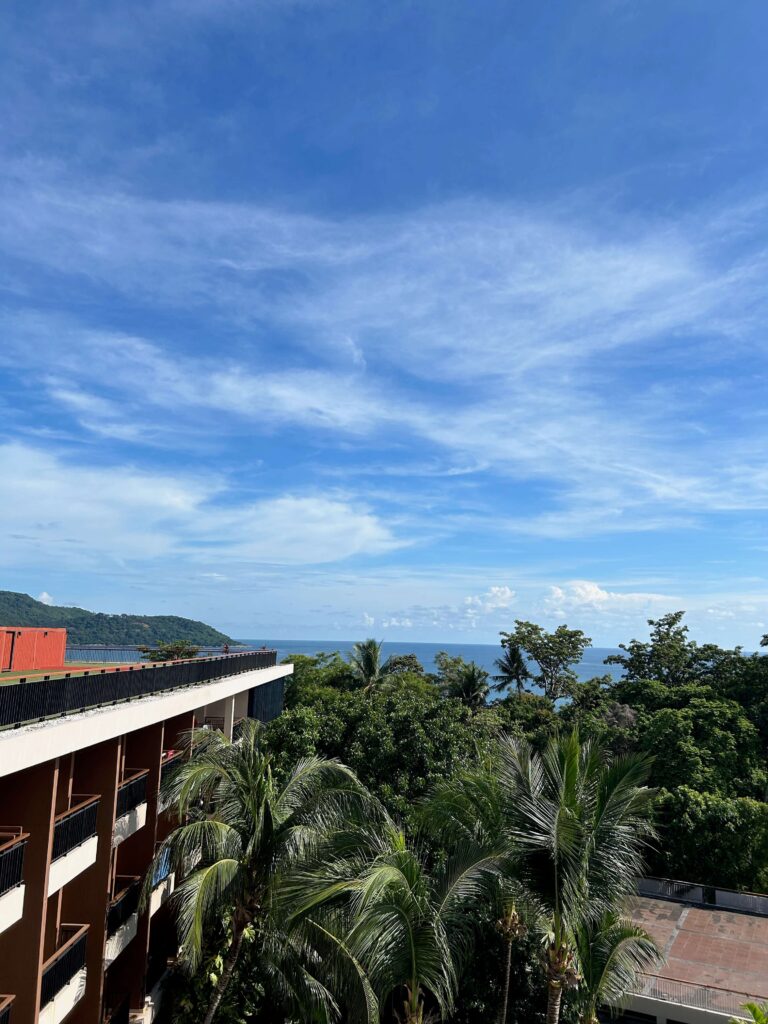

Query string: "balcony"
[[160, 749, 182, 785], [0, 830, 27, 935], [40, 924, 88, 1024], [104, 876, 140, 966], [48, 797, 99, 896], [158, 751, 182, 811], [0, 650, 278, 731], [149, 846, 175, 918], [144, 950, 172, 1023], [113, 771, 148, 847], [0, 996, 14, 1024], [102, 997, 129, 1024]]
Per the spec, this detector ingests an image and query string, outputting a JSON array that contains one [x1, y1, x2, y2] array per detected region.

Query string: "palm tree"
[[350, 638, 385, 692], [495, 890, 530, 1024], [572, 912, 662, 1024], [732, 1005, 768, 1024], [146, 719, 379, 1024], [294, 820, 502, 1024], [425, 731, 656, 1024], [442, 662, 490, 709], [492, 644, 530, 694]]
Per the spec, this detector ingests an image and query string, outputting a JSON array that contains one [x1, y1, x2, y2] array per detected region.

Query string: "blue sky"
[[1, 0, 768, 646]]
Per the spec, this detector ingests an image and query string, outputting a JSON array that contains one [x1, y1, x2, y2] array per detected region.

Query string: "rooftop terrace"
[[630, 891, 768, 1020]]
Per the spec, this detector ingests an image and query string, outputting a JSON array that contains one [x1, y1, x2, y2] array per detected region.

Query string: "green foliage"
[[173, 622, 768, 1024], [150, 721, 381, 1024], [297, 820, 502, 1024], [0, 589, 231, 645], [436, 655, 490, 709], [281, 651, 357, 707], [640, 699, 766, 798], [425, 731, 657, 1024], [606, 611, 743, 689], [651, 787, 768, 891], [139, 640, 200, 661], [264, 685, 500, 824], [731, 1003, 768, 1024], [160, 928, 265, 1023], [492, 643, 531, 695], [382, 652, 426, 676], [350, 637, 386, 691], [496, 692, 560, 750], [569, 913, 662, 1024], [499, 621, 591, 702]]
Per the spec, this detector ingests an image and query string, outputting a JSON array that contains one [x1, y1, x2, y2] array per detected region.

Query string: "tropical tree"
[[146, 719, 379, 1024], [494, 890, 531, 1024], [731, 1003, 768, 1024], [350, 638, 386, 692], [140, 639, 200, 661], [571, 912, 662, 1024], [492, 643, 530, 694], [294, 820, 502, 1024], [425, 731, 656, 1024], [499, 622, 591, 702], [442, 662, 491, 709]]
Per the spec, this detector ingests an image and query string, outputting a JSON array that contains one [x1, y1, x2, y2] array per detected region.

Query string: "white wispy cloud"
[[0, 442, 404, 570], [2, 169, 768, 544]]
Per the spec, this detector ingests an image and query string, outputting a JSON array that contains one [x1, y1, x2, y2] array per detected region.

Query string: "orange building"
[[0, 646, 290, 1024], [1, 627, 67, 674]]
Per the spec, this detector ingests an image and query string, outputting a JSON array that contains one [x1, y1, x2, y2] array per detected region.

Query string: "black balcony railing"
[[52, 797, 99, 861], [116, 771, 148, 819], [0, 995, 13, 1024], [247, 674, 285, 723], [0, 650, 278, 731], [146, 949, 170, 993], [107, 877, 140, 936], [0, 833, 27, 897], [103, 996, 129, 1024], [638, 875, 768, 917], [160, 750, 182, 785], [40, 925, 88, 1008]]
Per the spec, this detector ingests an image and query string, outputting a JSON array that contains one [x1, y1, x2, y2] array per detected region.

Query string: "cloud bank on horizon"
[[1, 0, 767, 646]]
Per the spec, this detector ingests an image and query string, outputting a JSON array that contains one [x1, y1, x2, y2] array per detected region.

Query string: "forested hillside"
[[0, 590, 232, 645]]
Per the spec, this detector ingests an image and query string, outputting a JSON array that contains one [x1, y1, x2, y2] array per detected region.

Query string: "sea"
[[64, 638, 625, 682], [240, 640, 625, 683]]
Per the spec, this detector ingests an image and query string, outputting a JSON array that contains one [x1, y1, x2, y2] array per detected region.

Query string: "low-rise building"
[[0, 638, 291, 1024], [626, 878, 768, 1024]]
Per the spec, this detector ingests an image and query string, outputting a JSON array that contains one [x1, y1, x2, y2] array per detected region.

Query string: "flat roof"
[[632, 895, 768, 1003]]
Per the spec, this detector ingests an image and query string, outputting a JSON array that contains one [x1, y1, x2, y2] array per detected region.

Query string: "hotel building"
[[0, 631, 290, 1024]]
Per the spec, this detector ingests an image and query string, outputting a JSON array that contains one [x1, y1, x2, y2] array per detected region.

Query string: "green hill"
[[0, 591, 233, 646]]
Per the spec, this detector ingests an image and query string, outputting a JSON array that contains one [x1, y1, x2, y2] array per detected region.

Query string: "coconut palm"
[[425, 731, 656, 1024], [294, 820, 502, 1024], [732, 1004, 768, 1024], [495, 889, 532, 1024], [492, 644, 530, 694], [442, 662, 490, 709], [146, 719, 379, 1024], [350, 638, 385, 692], [572, 912, 662, 1024]]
